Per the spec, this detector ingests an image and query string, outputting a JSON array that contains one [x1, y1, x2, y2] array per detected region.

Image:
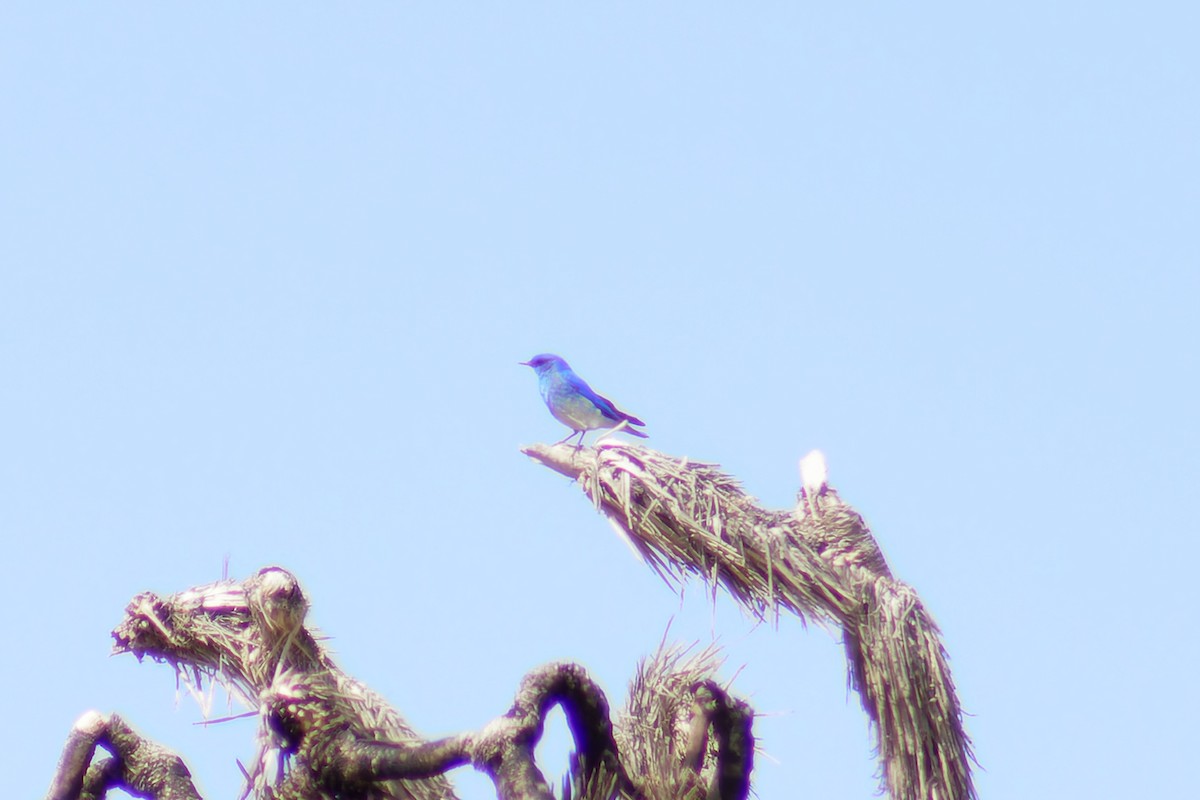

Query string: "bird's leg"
[[555, 430, 587, 449]]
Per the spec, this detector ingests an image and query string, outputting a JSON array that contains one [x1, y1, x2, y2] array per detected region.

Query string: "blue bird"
[[521, 354, 648, 446]]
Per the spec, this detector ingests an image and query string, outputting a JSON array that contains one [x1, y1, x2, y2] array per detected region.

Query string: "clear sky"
[[4, 4, 1197, 799]]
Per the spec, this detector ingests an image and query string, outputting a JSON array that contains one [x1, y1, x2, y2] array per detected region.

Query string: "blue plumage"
[[521, 353, 648, 446]]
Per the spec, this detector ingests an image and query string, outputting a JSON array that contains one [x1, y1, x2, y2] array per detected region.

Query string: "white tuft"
[[73, 710, 106, 734], [799, 449, 828, 493]]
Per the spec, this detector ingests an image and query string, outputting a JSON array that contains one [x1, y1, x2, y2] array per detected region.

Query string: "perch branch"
[[522, 442, 976, 800]]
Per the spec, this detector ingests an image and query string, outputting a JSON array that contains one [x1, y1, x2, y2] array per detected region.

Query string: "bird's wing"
[[565, 371, 645, 426]]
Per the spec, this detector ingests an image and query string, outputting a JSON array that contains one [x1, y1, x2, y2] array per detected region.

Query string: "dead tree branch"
[[472, 662, 636, 800], [522, 442, 976, 800], [46, 711, 202, 800], [109, 565, 457, 800], [48, 567, 753, 800], [615, 642, 753, 800]]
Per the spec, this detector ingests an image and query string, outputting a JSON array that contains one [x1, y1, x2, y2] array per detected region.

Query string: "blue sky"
[[4, 4, 1197, 798]]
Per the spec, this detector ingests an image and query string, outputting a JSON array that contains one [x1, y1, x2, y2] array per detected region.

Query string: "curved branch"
[[46, 712, 201, 800], [47, 711, 106, 800], [681, 682, 755, 800], [110, 567, 458, 800], [262, 671, 472, 796], [471, 662, 638, 800], [92, 566, 755, 800], [263, 661, 645, 800], [523, 442, 976, 800], [53, 650, 752, 800]]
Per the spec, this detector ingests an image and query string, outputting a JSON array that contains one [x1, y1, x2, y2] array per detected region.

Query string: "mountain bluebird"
[[520, 354, 648, 446]]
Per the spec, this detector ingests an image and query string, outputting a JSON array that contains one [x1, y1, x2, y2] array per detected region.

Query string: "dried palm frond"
[[111, 566, 457, 800], [108, 565, 757, 800], [523, 442, 976, 800], [614, 641, 752, 800]]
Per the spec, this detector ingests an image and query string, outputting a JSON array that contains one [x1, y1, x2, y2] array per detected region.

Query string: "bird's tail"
[[624, 427, 649, 438]]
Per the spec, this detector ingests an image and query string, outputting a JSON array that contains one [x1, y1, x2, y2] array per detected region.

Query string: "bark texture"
[[522, 442, 976, 800], [46, 439, 965, 799], [49, 565, 751, 800], [46, 712, 202, 800]]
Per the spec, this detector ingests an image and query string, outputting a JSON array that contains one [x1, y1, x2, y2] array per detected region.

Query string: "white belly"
[[549, 394, 611, 431]]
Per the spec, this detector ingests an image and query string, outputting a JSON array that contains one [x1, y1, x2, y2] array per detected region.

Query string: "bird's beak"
[[518, 360, 532, 366]]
